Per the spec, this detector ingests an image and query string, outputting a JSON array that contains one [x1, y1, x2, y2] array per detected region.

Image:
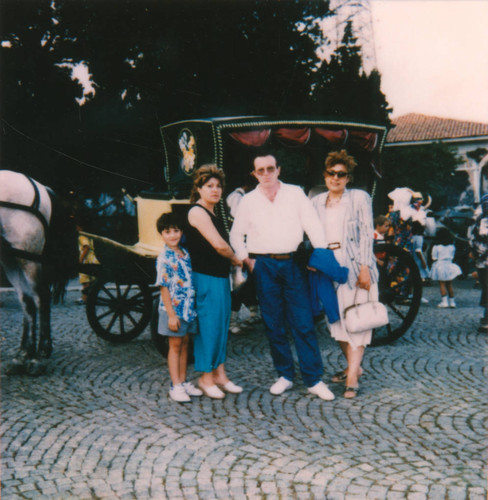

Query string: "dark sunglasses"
[[325, 170, 348, 179], [254, 166, 277, 176]]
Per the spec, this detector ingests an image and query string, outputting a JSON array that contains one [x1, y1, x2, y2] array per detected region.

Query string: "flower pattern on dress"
[[155, 245, 196, 323]]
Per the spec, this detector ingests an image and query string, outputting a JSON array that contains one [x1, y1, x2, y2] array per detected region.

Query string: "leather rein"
[[0, 175, 50, 263]]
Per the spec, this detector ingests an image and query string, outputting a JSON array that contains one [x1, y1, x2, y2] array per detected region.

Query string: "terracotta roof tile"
[[386, 113, 488, 143]]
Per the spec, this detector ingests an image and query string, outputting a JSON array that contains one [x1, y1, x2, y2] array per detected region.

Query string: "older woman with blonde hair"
[[185, 164, 243, 399], [312, 150, 379, 398]]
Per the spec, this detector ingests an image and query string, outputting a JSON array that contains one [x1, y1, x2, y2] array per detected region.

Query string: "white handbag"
[[343, 288, 389, 334]]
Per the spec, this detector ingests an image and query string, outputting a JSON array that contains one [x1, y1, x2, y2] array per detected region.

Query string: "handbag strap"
[[353, 286, 370, 306]]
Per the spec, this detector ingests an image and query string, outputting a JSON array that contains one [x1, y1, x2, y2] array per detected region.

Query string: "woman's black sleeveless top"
[[185, 204, 231, 278]]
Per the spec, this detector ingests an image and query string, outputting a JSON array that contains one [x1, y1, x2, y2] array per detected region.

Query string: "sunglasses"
[[254, 166, 277, 176], [325, 170, 348, 179]]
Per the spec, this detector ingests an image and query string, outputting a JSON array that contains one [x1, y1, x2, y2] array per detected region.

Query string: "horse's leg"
[[5, 262, 46, 376], [23, 288, 49, 376], [2, 263, 30, 374], [37, 282, 52, 359], [23, 266, 49, 376]]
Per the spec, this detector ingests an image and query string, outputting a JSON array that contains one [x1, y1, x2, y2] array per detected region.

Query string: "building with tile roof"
[[385, 113, 488, 202], [386, 113, 488, 156]]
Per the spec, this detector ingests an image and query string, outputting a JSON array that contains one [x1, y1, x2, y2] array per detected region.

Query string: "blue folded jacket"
[[308, 248, 349, 323]]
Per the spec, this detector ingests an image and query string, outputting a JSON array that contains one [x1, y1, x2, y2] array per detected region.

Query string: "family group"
[[156, 150, 379, 403]]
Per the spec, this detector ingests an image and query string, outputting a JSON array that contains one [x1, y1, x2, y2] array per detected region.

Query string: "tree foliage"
[[382, 142, 464, 210], [1, 0, 391, 195], [310, 21, 391, 123]]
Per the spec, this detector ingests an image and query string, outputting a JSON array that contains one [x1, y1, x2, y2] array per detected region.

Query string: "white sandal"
[[218, 381, 243, 394]]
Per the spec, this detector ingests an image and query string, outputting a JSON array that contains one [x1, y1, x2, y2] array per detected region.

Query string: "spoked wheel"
[[86, 278, 152, 343], [371, 242, 422, 347]]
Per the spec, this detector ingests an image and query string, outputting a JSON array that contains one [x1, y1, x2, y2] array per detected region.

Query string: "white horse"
[[0, 170, 77, 375]]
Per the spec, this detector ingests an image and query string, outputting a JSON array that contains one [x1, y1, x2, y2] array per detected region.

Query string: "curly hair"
[[189, 164, 225, 203], [325, 149, 357, 174]]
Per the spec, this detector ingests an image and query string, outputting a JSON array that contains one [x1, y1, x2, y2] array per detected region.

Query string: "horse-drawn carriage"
[[80, 116, 422, 349]]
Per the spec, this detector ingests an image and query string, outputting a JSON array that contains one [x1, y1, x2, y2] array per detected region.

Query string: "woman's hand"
[[168, 314, 180, 332], [356, 265, 371, 290], [231, 255, 243, 267]]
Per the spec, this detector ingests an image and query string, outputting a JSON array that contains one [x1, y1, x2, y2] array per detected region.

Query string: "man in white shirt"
[[230, 154, 335, 401]]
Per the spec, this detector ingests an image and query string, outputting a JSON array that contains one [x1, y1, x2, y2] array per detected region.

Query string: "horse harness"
[[0, 175, 50, 263]]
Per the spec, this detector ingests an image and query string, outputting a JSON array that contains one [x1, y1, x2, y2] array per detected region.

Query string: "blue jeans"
[[253, 256, 324, 387]]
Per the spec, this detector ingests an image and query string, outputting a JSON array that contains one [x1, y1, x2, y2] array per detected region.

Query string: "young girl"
[[155, 212, 202, 402], [430, 227, 462, 308]]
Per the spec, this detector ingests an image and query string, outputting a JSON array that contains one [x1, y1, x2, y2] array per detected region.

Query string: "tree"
[[1, 0, 392, 196], [310, 21, 391, 124], [382, 142, 464, 210]]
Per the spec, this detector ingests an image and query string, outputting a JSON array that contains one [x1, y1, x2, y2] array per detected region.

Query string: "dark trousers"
[[253, 256, 324, 387], [231, 273, 258, 311]]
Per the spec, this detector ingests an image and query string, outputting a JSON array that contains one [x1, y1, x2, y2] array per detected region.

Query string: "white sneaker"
[[169, 384, 191, 403], [437, 297, 449, 308], [307, 381, 335, 401], [229, 324, 243, 335], [448, 298, 456, 308], [421, 297, 429, 304], [182, 381, 203, 397], [269, 376, 293, 395]]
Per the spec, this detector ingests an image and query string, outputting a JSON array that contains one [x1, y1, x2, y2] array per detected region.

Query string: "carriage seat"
[[135, 194, 191, 253]]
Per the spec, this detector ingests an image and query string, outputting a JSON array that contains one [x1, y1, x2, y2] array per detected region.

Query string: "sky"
[[370, 0, 488, 123]]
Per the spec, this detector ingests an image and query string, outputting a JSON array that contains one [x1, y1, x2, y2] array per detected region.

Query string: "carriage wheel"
[[150, 298, 194, 364], [86, 278, 152, 343], [371, 242, 422, 347]]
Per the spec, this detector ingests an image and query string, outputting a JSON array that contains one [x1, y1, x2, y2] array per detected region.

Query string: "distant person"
[[373, 215, 389, 241], [226, 176, 260, 334], [155, 212, 201, 403], [76, 214, 99, 305], [469, 194, 488, 332], [412, 221, 430, 283], [430, 227, 462, 308]]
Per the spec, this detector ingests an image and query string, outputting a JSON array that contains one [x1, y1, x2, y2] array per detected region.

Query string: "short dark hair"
[[156, 212, 181, 233], [374, 215, 388, 228], [253, 153, 278, 168], [435, 226, 453, 246]]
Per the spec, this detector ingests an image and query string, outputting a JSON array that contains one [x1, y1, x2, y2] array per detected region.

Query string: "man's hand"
[[244, 257, 256, 272], [168, 314, 180, 332], [356, 265, 371, 290]]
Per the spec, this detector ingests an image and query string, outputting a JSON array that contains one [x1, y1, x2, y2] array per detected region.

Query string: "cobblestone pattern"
[[1, 280, 486, 499]]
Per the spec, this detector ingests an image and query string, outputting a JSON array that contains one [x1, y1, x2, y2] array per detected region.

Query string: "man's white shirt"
[[230, 181, 326, 260]]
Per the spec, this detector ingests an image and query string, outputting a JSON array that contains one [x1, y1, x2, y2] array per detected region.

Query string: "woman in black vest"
[[186, 165, 243, 399]]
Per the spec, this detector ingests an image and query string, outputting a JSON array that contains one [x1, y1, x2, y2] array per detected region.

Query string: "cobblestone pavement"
[[1, 279, 486, 499]]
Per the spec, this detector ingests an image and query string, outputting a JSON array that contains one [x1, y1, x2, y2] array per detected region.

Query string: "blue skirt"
[[192, 272, 231, 372]]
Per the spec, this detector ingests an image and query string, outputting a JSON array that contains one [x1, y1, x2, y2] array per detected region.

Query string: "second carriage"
[[83, 116, 422, 348]]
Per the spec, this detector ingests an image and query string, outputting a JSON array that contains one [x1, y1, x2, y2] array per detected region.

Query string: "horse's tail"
[[44, 189, 78, 303]]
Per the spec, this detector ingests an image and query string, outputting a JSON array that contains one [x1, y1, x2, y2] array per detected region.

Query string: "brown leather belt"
[[249, 252, 295, 260], [327, 242, 341, 250]]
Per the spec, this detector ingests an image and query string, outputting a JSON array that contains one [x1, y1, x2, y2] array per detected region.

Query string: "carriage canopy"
[[160, 116, 388, 198]]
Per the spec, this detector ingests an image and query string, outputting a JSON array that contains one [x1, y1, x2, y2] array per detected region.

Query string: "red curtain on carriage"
[[228, 127, 379, 153]]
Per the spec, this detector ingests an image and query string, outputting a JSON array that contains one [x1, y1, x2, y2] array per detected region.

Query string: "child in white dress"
[[430, 227, 462, 308]]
